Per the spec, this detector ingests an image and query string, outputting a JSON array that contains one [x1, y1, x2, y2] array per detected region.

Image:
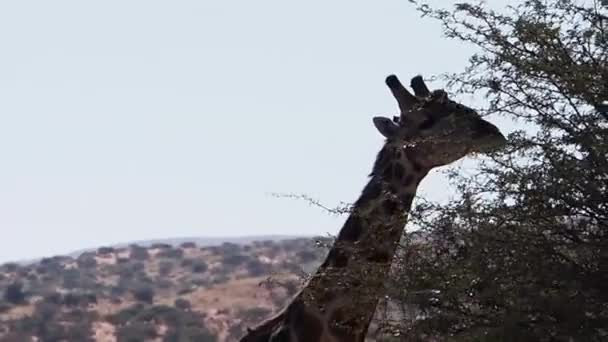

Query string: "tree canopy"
[[381, 1, 607, 341]]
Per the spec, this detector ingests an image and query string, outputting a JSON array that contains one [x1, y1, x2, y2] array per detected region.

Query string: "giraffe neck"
[[240, 144, 429, 342]]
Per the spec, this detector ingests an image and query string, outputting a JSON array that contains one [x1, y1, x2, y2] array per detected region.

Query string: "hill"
[[0, 237, 330, 342]]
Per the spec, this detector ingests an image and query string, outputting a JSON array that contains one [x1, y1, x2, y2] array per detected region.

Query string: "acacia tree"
[[381, 1, 607, 341]]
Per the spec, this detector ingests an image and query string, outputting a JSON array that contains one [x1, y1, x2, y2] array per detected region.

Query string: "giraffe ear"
[[373, 116, 399, 138]]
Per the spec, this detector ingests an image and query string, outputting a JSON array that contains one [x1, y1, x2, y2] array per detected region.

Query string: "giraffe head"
[[373, 74, 506, 168]]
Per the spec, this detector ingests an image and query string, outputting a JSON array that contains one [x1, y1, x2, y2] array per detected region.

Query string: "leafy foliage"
[[387, 1, 608, 341]]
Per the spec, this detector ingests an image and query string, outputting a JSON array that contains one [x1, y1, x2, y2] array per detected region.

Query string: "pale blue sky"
[[0, 0, 514, 262]]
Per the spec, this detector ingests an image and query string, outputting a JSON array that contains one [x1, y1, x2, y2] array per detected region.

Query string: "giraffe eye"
[[419, 117, 435, 130]]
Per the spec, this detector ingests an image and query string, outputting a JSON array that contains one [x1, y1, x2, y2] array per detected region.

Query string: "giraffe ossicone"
[[240, 74, 507, 342]]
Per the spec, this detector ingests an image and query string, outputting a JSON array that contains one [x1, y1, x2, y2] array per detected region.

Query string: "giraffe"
[[239, 74, 507, 342]]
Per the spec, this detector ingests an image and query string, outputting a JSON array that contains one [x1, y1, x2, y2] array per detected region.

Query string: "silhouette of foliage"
[[158, 247, 184, 259], [152, 243, 172, 249], [386, 1, 608, 341], [191, 260, 208, 273], [180, 241, 197, 249], [130, 244, 150, 260], [4, 282, 25, 304], [97, 246, 115, 255], [132, 285, 155, 304], [174, 298, 191, 311]]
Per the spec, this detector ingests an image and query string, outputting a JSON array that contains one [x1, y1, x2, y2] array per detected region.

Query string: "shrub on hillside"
[[259, 240, 274, 248], [211, 274, 230, 285], [174, 298, 191, 311], [108, 304, 145, 325], [180, 258, 194, 267], [164, 327, 217, 342], [177, 286, 195, 296], [179, 242, 196, 249], [0, 300, 13, 313], [34, 301, 61, 321], [36, 322, 67, 342], [158, 260, 174, 276], [190, 277, 207, 287], [25, 272, 38, 282], [222, 253, 249, 267], [40, 274, 56, 284], [63, 292, 97, 307], [156, 279, 174, 289], [1, 333, 33, 341], [34, 264, 48, 274], [117, 261, 145, 279], [109, 304, 218, 342], [116, 257, 130, 264], [16, 268, 30, 278], [4, 282, 26, 304], [191, 260, 208, 273], [110, 284, 127, 297], [132, 285, 155, 304], [36, 258, 64, 274], [158, 248, 184, 259], [62, 320, 94, 342], [39, 257, 54, 265], [42, 292, 63, 305], [116, 322, 157, 342], [62, 308, 95, 321], [135, 306, 216, 342], [129, 245, 149, 260], [77, 255, 97, 269], [2, 263, 19, 272], [61, 269, 80, 288], [245, 259, 269, 277], [62, 293, 81, 307], [151, 243, 172, 249], [96, 246, 115, 255], [135, 273, 154, 284], [220, 242, 241, 253], [136, 305, 182, 324]]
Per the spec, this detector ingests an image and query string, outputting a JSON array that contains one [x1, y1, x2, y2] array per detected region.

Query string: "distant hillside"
[[0, 237, 330, 342], [66, 235, 308, 258], [14, 235, 308, 266], [0, 235, 405, 341]]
